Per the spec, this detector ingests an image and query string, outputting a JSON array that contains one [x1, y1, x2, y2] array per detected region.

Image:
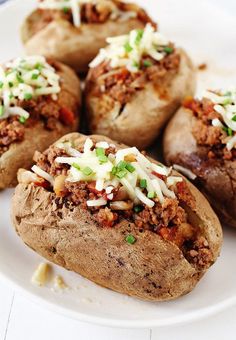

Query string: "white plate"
[[0, 0, 236, 329]]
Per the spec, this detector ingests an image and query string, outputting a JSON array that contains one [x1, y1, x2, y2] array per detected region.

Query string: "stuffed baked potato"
[[12, 133, 222, 301], [0, 56, 81, 189], [164, 89, 236, 228], [85, 24, 196, 149], [21, 0, 155, 73]]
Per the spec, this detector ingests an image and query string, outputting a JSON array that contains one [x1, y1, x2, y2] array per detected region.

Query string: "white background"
[[1, 0, 236, 339]]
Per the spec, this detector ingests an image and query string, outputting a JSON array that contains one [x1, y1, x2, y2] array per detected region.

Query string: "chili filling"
[[32, 142, 213, 270], [184, 97, 236, 161]]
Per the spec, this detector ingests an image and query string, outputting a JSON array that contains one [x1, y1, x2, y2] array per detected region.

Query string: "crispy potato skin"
[[21, 11, 147, 73], [11, 133, 222, 301], [163, 107, 236, 228], [0, 63, 81, 189], [85, 49, 196, 149]]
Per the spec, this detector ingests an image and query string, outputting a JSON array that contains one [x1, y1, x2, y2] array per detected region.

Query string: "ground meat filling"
[[33, 144, 213, 269], [33, 2, 155, 37], [87, 50, 180, 106], [0, 117, 25, 156], [184, 98, 236, 161]]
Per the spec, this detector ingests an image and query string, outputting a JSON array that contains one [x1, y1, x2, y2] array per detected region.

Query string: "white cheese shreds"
[[32, 138, 183, 209], [89, 23, 173, 72], [32, 165, 54, 185], [173, 165, 197, 181], [203, 89, 236, 150], [87, 198, 107, 207], [0, 56, 60, 121], [31, 263, 51, 287], [38, 0, 137, 27]]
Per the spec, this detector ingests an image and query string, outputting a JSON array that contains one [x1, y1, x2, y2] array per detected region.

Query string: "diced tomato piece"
[[60, 107, 75, 125]]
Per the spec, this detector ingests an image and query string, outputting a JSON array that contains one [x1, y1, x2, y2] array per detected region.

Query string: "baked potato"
[[163, 90, 236, 228], [0, 56, 81, 189], [85, 24, 196, 149], [12, 132, 222, 301], [21, 0, 155, 73]]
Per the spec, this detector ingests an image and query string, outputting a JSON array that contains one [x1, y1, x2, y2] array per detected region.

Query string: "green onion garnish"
[[72, 163, 80, 170], [63, 7, 69, 13], [134, 205, 143, 213], [232, 115, 236, 122], [143, 60, 153, 67], [222, 98, 232, 105], [82, 167, 93, 176], [124, 42, 133, 53], [8, 82, 13, 88], [223, 127, 233, 136], [0, 105, 4, 116], [31, 73, 39, 80], [98, 155, 108, 164], [117, 161, 127, 171], [111, 166, 117, 176], [35, 63, 43, 71], [19, 116, 26, 124], [133, 61, 139, 69], [135, 29, 144, 45], [0, 81, 3, 88], [163, 46, 174, 54], [16, 74, 24, 83], [96, 147, 105, 157], [140, 179, 147, 189], [24, 93, 33, 100], [147, 191, 155, 199], [126, 163, 135, 173], [116, 170, 127, 179], [125, 234, 136, 245]]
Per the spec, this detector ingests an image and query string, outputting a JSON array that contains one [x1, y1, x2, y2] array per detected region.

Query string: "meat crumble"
[[33, 143, 214, 270]]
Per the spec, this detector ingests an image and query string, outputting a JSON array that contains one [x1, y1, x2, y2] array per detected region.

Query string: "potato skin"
[[85, 49, 196, 149], [0, 63, 81, 189], [163, 107, 236, 228], [21, 10, 148, 73], [11, 133, 222, 301]]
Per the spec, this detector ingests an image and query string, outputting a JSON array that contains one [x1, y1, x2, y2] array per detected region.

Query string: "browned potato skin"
[[21, 8, 152, 73], [85, 49, 196, 149], [0, 62, 81, 189], [11, 133, 222, 301], [163, 106, 236, 228]]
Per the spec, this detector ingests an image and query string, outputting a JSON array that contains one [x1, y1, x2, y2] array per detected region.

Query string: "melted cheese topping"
[[204, 89, 236, 150], [90, 23, 172, 72], [38, 0, 137, 27], [32, 138, 183, 208], [0, 56, 60, 121]]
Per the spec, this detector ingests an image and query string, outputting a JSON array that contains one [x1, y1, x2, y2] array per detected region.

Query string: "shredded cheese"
[[90, 23, 173, 72], [38, 0, 137, 27], [32, 138, 183, 209], [0, 56, 60, 122], [204, 89, 236, 150]]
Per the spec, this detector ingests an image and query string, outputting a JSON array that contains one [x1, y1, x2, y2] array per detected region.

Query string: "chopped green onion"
[[72, 163, 80, 170], [133, 61, 139, 69], [232, 115, 236, 122], [0, 81, 3, 88], [143, 60, 153, 67], [16, 74, 24, 83], [31, 73, 39, 80], [24, 93, 33, 100], [117, 161, 127, 171], [0, 105, 4, 116], [9, 94, 13, 99], [98, 155, 108, 164], [8, 82, 13, 88], [125, 234, 136, 245], [134, 205, 143, 213], [116, 170, 127, 179], [223, 127, 233, 136], [147, 191, 155, 199], [135, 29, 144, 45], [224, 91, 232, 97], [63, 7, 69, 13], [163, 46, 174, 54], [82, 167, 93, 176], [111, 166, 117, 176], [124, 42, 133, 53], [35, 63, 43, 71], [222, 98, 232, 105], [96, 147, 105, 157], [19, 116, 26, 124], [140, 179, 147, 189], [126, 163, 135, 173]]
